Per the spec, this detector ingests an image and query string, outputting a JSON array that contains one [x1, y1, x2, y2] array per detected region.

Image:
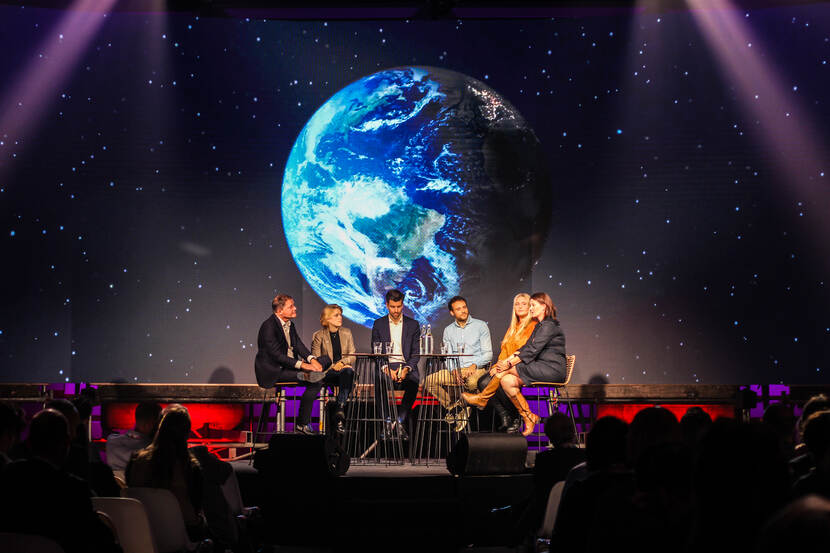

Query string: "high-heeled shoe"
[[507, 391, 541, 437], [462, 374, 501, 410]]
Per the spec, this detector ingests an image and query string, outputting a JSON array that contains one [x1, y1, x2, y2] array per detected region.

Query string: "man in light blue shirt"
[[424, 296, 492, 431]]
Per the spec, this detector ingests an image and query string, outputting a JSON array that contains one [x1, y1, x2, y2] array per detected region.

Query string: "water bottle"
[[425, 324, 433, 354], [419, 325, 426, 355]]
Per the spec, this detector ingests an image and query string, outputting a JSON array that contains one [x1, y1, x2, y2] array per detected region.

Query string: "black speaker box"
[[446, 432, 528, 476], [254, 433, 350, 477]]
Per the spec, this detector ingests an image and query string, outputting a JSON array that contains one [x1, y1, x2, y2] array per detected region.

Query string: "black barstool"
[[343, 353, 406, 465], [413, 353, 472, 465]]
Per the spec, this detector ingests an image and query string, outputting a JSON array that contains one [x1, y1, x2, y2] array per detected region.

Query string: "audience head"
[[134, 401, 163, 436], [0, 401, 26, 454], [529, 292, 556, 320], [153, 404, 192, 450], [798, 394, 830, 439], [45, 399, 81, 441], [693, 418, 790, 545], [28, 408, 71, 464], [319, 304, 343, 329], [585, 415, 628, 471], [628, 406, 681, 467], [272, 294, 296, 319], [680, 406, 712, 448], [71, 394, 93, 422], [142, 404, 194, 484], [544, 412, 577, 447], [802, 410, 830, 472], [762, 402, 796, 457], [756, 495, 830, 553]]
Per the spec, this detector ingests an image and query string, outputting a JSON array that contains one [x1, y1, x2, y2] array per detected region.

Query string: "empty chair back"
[[539, 480, 566, 538], [0, 532, 65, 553], [92, 497, 157, 553], [121, 487, 195, 553]]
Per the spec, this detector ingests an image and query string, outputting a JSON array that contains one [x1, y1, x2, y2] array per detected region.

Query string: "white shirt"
[[389, 317, 405, 365]]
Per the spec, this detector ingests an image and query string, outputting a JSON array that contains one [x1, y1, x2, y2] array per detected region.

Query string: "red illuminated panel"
[[103, 403, 244, 431], [596, 404, 734, 424]]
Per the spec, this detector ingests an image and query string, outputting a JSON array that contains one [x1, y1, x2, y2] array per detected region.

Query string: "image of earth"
[[282, 66, 551, 327]]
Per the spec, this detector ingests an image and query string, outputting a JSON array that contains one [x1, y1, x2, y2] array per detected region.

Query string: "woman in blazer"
[[311, 304, 356, 416], [311, 304, 356, 369]]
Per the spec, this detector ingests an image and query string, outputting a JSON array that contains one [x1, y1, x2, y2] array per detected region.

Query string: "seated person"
[[793, 410, 830, 500], [46, 398, 119, 497], [424, 296, 492, 431], [126, 404, 208, 541], [0, 401, 25, 468], [0, 409, 120, 553], [371, 289, 421, 440], [311, 303, 357, 434], [255, 294, 351, 435], [106, 400, 162, 473]]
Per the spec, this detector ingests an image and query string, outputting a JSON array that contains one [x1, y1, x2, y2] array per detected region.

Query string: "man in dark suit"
[[255, 294, 347, 435], [371, 289, 421, 440]]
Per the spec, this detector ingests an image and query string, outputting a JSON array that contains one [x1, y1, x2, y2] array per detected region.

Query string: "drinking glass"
[[384, 342, 394, 355], [373, 342, 382, 354], [455, 342, 466, 354]]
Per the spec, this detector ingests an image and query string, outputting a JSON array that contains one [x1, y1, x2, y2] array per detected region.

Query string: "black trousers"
[[374, 362, 418, 424], [269, 355, 348, 426]]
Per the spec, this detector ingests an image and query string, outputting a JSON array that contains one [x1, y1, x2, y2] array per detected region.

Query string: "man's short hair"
[[272, 294, 293, 313], [385, 289, 404, 303], [447, 296, 467, 312], [28, 409, 70, 458], [135, 401, 162, 426], [544, 412, 576, 446]]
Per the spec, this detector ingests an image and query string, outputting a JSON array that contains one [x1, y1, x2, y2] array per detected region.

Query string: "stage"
[[232, 460, 536, 549], [2, 382, 827, 451]]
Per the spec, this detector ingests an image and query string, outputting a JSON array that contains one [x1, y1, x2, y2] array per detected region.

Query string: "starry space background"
[[0, 4, 828, 384]]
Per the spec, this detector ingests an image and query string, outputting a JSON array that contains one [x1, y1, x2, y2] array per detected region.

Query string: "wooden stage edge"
[[1, 383, 829, 404]]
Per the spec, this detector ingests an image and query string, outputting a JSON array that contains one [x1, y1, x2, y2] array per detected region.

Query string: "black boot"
[[491, 397, 513, 432], [334, 405, 346, 434]]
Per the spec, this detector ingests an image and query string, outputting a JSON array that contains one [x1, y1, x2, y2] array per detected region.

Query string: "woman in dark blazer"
[[463, 292, 565, 436]]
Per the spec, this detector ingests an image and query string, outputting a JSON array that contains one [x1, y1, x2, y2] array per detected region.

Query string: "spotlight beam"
[[0, 0, 118, 177], [687, 0, 830, 260]]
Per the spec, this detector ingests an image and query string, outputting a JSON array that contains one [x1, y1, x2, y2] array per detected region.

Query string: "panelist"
[[311, 304, 357, 434], [477, 292, 537, 433], [371, 289, 420, 440], [464, 292, 566, 436], [423, 296, 492, 431], [254, 294, 339, 435]]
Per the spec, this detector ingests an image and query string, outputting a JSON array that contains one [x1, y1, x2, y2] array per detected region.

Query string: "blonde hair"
[[320, 304, 343, 328], [501, 293, 534, 347]]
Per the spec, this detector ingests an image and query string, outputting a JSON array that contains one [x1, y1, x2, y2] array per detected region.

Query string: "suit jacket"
[[371, 314, 421, 377], [311, 327, 356, 367], [517, 317, 566, 378], [255, 314, 313, 388]]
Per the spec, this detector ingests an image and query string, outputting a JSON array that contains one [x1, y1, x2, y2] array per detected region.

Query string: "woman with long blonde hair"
[[473, 293, 538, 433], [464, 292, 566, 436]]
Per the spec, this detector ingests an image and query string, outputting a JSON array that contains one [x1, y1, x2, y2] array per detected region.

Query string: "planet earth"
[[282, 66, 551, 327]]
